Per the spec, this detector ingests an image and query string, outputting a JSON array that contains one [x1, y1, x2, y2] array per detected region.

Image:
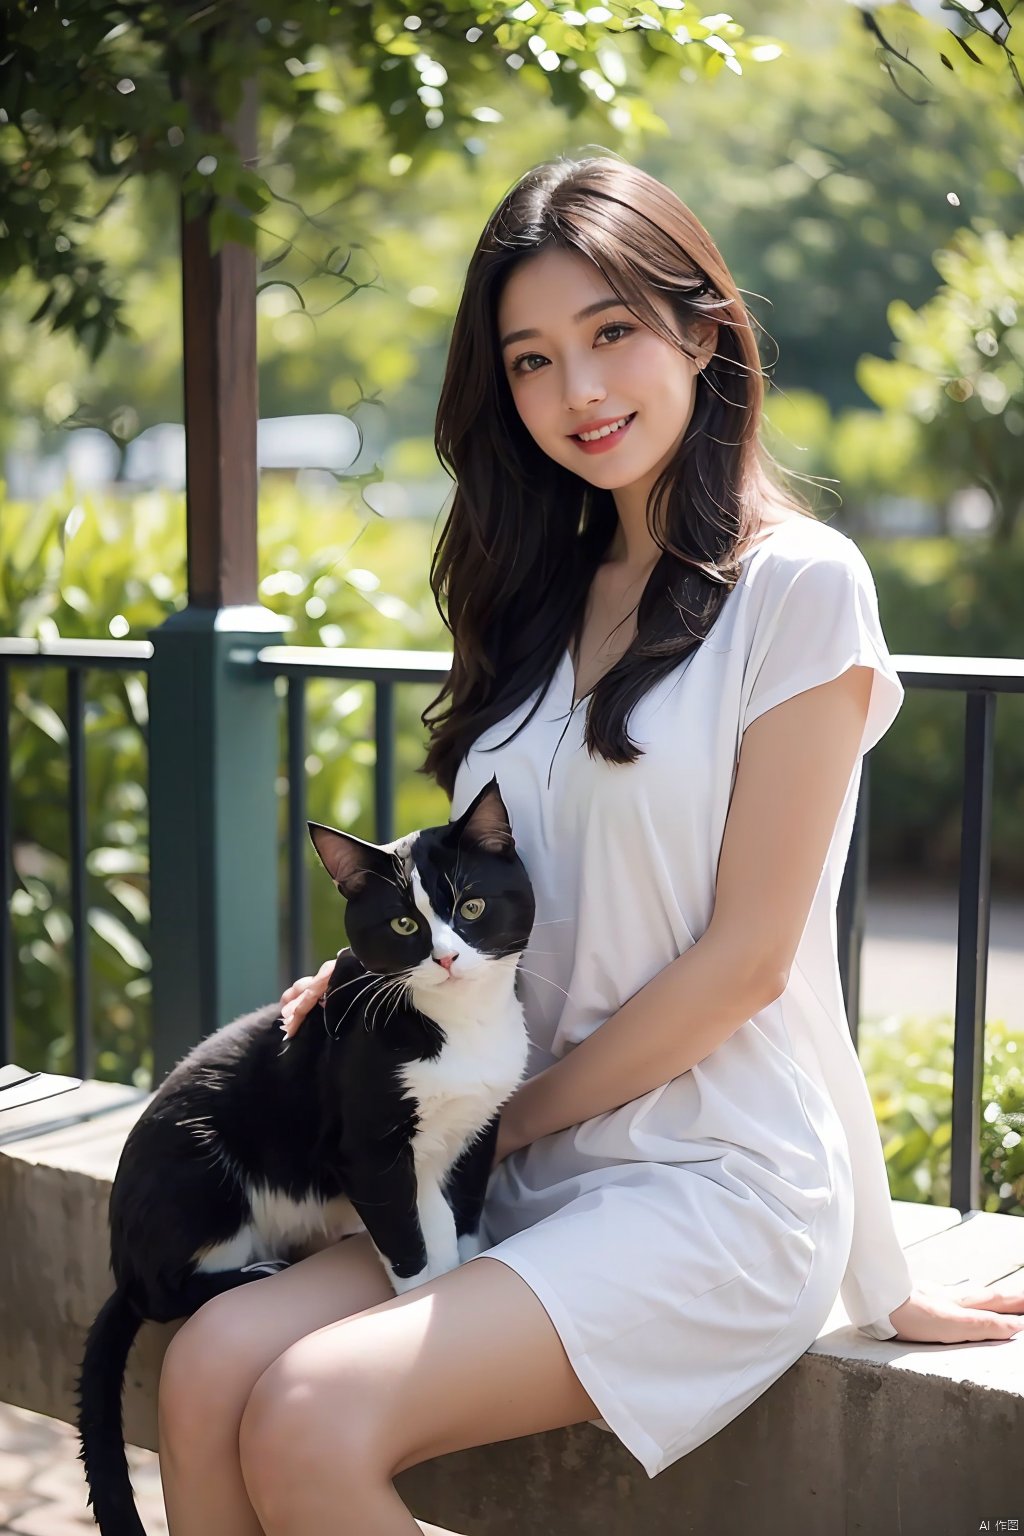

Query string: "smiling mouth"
[[570, 412, 637, 443]]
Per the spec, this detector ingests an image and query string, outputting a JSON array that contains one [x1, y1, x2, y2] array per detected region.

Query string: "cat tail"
[[75, 1287, 147, 1536]]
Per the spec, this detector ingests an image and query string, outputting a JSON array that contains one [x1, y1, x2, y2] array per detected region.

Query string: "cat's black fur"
[[75, 776, 535, 1535]]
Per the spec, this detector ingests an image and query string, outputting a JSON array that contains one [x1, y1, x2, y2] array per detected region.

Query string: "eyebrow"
[[500, 296, 627, 351]]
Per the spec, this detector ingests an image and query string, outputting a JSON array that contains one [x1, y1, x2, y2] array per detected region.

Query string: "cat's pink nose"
[[435, 953, 458, 971]]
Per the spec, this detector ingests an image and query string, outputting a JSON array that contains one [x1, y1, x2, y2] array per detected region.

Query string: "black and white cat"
[[76, 775, 534, 1536]]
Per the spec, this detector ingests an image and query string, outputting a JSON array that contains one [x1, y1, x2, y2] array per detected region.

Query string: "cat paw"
[[385, 1252, 462, 1295], [457, 1230, 486, 1264], [387, 1268, 423, 1297]]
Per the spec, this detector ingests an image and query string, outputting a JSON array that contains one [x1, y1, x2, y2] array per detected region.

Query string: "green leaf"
[[86, 847, 150, 876], [89, 907, 151, 971], [209, 204, 256, 254], [106, 879, 151, 925], [15, 695, 68, 746]]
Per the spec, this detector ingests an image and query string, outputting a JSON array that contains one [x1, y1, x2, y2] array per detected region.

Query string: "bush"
[[1, 478, 450, 1086], [862, 1013, 1024, 1217]]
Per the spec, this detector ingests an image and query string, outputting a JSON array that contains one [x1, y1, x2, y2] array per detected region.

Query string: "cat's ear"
[[454, 776, 515, 857], [307, 822, 395, 899]]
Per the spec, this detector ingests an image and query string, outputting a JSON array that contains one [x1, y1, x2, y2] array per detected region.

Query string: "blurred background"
[[2, 0, 1023, 1192], [2, 0, 1023, 1521]]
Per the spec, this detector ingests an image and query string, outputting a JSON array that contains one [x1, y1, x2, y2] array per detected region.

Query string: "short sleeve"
[[740, 547, 903, 757]]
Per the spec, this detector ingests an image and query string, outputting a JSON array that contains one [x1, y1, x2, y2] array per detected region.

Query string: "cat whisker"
[[366, 974, 413, 1032], [323, 968, 385, 1000], [361, 866, 404, 894], [325, 973, 388, 1036], [366, 979, 400, 1032], [383, 977, 412, 1027], [508, 964, 572, 1001], [329, 975, 381, 1011]]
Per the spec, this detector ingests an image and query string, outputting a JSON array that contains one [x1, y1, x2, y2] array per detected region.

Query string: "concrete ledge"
[[2, 1081, 1023, 1535]]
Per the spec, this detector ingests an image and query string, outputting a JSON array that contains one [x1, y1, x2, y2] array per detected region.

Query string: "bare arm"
[[503, 665, 874, 1141]]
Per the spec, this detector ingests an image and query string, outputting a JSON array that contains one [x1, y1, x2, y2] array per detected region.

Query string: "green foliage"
[[0, 0, 783, 358], [861, 1013, 1024, 1216], [763, 390, 936, 510], [639, 1, 1024, 411], [1, 477, 452, 1087], [857, 223, 1024, 543], [5, 0, 1022, 458], [848, 0, 1022, 105]]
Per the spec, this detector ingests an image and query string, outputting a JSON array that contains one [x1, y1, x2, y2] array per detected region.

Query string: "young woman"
[[157, 154, 1024, 1536]]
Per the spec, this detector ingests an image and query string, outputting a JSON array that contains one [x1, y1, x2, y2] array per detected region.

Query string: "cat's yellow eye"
[[390, 916, 418, 936], [459, 898, 485, 921]]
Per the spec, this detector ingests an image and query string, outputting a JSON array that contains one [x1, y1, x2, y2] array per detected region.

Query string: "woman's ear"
[[690, 317, 719, 369]]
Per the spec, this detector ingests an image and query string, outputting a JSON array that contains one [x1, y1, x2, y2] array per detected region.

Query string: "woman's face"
[[497, 247, 714, 500]]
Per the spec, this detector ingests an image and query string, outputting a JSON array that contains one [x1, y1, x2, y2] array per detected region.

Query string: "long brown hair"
[[419, 153, 818, 799]]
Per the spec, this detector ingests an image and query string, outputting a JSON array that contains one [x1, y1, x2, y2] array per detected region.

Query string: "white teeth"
[[577, 415, 631, 442]]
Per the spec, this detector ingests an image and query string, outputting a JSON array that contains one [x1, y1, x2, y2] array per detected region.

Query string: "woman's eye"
[[509, 323, 633, 376], [390, 916, 418, 936], [459, 898, 486, 921]]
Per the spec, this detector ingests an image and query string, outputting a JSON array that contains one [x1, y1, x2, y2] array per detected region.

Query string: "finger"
[[971, 1310, 1024, 1338], [279, 975, 316, 1008], [280, 990, 312, 1027], [949, 1305, 1024, 1341], [293, 988, 317, 1018], [957, 1287, 1024, 1314], [280, 993, 314, 1037]]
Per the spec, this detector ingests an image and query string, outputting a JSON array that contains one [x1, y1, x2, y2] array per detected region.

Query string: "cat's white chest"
[[397, 988, 529, 1174]]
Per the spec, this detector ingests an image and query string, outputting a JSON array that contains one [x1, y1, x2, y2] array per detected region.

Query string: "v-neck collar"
[[560, 521, 798, 711], [546, 520, 801, 783]]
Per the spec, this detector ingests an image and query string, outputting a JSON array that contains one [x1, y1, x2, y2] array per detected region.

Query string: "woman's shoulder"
[[743, 512, 875, 587]]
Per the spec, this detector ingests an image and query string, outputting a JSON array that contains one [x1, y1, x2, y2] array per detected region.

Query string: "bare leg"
[[157, 1235, 394, 1536], [237, 1256, 598, 1535]]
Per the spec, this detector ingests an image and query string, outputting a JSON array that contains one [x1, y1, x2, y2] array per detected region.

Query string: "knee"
[[238, 1349, 382, 1520], [238, 1361, 323, 1523], [157, 1295, 254, 1452]]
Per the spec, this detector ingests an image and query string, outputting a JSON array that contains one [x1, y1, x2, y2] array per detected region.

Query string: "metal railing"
[[0, 639, 155, 1079], [2, 636, 1022, 1215]]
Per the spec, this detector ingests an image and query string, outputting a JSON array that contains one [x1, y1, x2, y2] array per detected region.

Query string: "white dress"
[[453, 514, 914, 1479]]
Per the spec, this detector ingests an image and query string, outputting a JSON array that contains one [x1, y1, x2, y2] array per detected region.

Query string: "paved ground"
[[860, 880, 1024, 1029], [3, 878, 1023, 1533], [0, 1400, 167, 1533]]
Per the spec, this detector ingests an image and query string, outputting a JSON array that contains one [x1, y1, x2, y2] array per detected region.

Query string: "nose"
[[434, 952, 458, 972], [567, 379, 606, 414], [563, 359, 606, 413]]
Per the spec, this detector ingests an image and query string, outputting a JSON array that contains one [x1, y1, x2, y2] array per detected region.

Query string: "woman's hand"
[[278, 956, 337, 1039], [888, 1280, 1024, 1344]]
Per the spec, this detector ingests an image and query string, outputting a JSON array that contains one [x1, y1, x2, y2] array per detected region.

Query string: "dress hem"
[[463, 1246, 668, 1479]]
